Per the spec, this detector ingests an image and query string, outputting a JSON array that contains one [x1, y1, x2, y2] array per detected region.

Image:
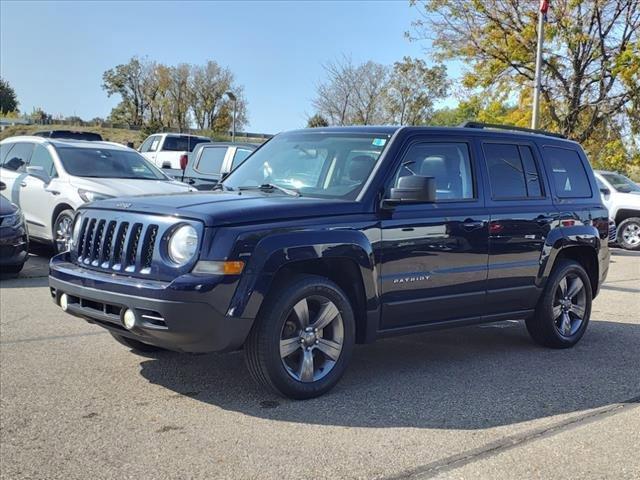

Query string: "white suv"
[[595, 170, 640, 250], [139, 133, 211, 169], [0, 136, 194, 253]]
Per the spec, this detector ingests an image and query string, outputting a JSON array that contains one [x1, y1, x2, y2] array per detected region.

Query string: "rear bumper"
[[49, 256, 253, 353]]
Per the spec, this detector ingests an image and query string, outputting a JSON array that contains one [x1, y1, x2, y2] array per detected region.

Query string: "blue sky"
[[1, 0, 453, 133]]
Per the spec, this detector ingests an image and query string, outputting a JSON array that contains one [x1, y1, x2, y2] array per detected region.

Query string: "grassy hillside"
[[0, 124, 266, 148]]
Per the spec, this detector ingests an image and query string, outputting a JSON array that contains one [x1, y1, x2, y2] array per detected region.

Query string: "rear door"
[[379, 136, 489, 331], [21, 144, 61, 239], [481, 139, 557, 316]]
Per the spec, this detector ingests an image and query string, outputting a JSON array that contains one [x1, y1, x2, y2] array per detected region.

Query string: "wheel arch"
[[614, 209, 640, 225], [231, 229, 380, 344]]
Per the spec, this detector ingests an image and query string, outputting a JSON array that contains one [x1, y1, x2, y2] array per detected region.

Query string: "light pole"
[[225, 91, 236, 142], [532, 0, 549, 130]]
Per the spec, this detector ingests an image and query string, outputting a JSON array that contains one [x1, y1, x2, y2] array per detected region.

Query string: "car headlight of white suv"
[[167, 224, 199, 265], [78, 189, 114, 203]]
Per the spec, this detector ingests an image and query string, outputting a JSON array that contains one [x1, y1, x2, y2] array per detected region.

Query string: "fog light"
[[123, 309, 136, 330], [60, 293, 69, 311]]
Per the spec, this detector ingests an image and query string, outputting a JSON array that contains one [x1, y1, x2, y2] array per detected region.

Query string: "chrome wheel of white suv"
[[53, 209, 74, 253], [618, 217, 640, 250]]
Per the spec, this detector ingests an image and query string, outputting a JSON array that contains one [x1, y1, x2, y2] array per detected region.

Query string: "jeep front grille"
[[72, 211, 201, 278]]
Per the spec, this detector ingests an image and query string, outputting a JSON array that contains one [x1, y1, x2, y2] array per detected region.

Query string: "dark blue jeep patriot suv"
[[49, 124, 610, 399]]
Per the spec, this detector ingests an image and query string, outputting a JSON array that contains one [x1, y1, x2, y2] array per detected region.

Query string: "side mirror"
[[599, 187, 611, 196], [0, 181, 6, 191], [384, 175, 436, 207], [27, 165, 51, 184]]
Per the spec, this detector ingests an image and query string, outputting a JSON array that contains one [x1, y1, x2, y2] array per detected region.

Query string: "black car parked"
[[167, 142, 258, 190], [33, 130, 103, 141], [49, 123, 610, 399], [0, 181, 28, 274]]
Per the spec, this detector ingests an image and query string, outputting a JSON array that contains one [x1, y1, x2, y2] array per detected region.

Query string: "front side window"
[[55, 147, 168, 180], [600, 172, 640, 193], [29, 145, 58, 177], [392, 142, 474, 201], [544, 147, 592, 198], [1, 142, 33, 172], [195, 147, 227, 175], [484, 143, 544, 199], [139, 136, 155, 153], [223, 132, 390, 199]]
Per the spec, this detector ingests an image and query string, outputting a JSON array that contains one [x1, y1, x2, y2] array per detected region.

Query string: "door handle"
[[20, 181, 27, 187], [462, 220, 484, 230], [536, 216, 556, 225]]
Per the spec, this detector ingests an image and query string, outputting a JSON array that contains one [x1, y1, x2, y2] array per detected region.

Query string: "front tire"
[[244, 275, 355, 399], [53, 209, 74, 254], [110, 333, 164, 353], [617, 217, 640, 251], [526, 260, 592, 348]]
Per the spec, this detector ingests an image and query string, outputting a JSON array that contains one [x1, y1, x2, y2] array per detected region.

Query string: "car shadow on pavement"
[[0, 243, 52, 286], [138, 318, 640, 430]]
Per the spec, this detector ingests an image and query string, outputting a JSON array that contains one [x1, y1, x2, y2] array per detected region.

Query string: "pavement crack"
[[387, 395, 640, 480]]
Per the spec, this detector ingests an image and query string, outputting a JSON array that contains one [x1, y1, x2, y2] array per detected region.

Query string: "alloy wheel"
[[552, 273, 587, 337], [55, 215, 73, 253], [279, 295, 344, 383], [621, 222, 640, 247]]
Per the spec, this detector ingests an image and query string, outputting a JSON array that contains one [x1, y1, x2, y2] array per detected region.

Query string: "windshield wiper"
[[238, 183, 301, 197]]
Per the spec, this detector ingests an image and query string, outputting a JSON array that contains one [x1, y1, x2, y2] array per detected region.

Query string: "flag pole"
[[532, 0, 549, 130]]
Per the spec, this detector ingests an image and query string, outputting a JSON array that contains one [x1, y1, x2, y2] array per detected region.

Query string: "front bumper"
[[0, 224, 29, 267], [49, 254, 253, 353]]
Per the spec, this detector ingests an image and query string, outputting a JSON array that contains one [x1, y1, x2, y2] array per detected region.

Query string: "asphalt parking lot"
[[1, 247, 639, 479]]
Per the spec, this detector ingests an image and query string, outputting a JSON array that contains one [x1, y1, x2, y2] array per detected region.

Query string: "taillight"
[[179, 154, 188, 170]]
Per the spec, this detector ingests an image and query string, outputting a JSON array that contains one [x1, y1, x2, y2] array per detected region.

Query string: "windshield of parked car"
[[56, 147, 169, 180], [222, 132, 390, 199], [601, 172, 640, 193]]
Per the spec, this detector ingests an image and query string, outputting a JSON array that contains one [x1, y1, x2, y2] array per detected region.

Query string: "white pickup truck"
[[595, 170, 640, 251], [139, 133, 211, 169]]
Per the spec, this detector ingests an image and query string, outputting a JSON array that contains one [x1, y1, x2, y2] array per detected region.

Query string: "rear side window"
[[484, 143, 544, 199], [195, 147, 227, 174], [1, 142, 33, 172], [162, 136, 210, 152], [231, 148, 253, 170], [544, 147, 592, 198]]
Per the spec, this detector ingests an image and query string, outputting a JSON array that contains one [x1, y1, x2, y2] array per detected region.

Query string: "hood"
[[71, 177, 193, 197], [0, 195, 19, 216], [85, 190, 366, 226]]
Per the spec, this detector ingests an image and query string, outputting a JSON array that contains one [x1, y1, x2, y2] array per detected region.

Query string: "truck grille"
[[608, 221, 617, 243], [72, 211, 201, 278]]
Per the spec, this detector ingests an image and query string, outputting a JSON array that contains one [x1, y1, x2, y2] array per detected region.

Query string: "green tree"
[[410, 0, 640, 143], [102, 56, 148, 127], [0, 77, 19, 115], [385, 57, 448, 125], [307, 114, 329, 128]]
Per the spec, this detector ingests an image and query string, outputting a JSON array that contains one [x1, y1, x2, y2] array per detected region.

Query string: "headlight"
[[78, 189, 113, 203], [2, 210, 24, 227], [168, 224, 198, 265], [70, 213, 84, 249]]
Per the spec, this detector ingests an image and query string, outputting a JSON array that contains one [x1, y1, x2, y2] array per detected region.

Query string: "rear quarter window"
[[543, 147, 592, 198]]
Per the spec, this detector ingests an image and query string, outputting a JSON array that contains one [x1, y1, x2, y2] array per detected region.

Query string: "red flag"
[[540, 0, 550, 20]]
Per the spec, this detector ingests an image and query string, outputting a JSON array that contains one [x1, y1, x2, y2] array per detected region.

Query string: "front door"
[[379, 138, 489, 330]]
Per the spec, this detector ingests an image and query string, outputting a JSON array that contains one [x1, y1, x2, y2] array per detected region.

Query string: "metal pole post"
[[532, 6, 545, 129], [232, 100, 236, 143]]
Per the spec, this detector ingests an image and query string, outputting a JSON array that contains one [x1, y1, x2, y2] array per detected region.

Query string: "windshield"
[[601, 172, 640, 193], [222, 132, 390, 199], [56, 147, 169, 180]]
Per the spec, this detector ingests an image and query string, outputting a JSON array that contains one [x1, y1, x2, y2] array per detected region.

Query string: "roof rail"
[[459, 121, 567, 139]]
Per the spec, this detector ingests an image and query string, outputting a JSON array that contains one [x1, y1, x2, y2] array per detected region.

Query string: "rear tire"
[[110, 333, 164, 353], [617, 217, 640, 251], [244, 275, 355, 399], [526, 260, 592, 348]]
